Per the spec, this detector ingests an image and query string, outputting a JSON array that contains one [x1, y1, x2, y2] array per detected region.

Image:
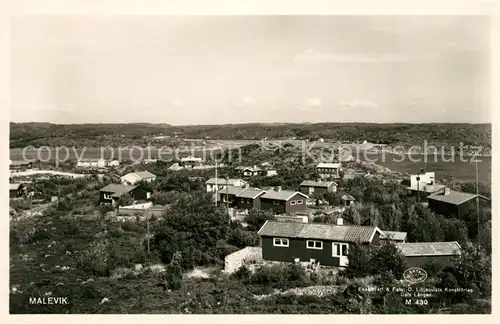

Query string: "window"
[[296, 200, 303, 204], [306, 240, 323, 250], [332, 243, 349, 256], [273, 200, 281, 205], [103, 193, 112, 199], [273, 238, 289, 247], [290, 201, 296, 205]]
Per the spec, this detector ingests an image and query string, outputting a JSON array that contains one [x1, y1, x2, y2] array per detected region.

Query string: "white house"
[[121, 171, 157, 185], [76, 158, 107, 168], [316, 162, 341, 179], [107, 160, 120, 167], [206, 178, 248, 193], [409, 172, 435, 188]]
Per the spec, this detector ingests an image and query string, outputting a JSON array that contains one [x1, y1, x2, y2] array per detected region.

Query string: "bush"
[[250, 264, 310, 290]]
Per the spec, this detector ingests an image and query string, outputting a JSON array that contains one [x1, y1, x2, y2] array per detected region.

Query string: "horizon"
[[10, 121, 493, 127], [11, 15, 491, 124]]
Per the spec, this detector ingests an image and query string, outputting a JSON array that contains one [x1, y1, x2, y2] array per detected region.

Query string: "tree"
[[345, 244, 373, 278], [164, 251, 184, 290], [152, 192, 232, 268], [371, 243, 407, 279], [245, 209, 275, 232]]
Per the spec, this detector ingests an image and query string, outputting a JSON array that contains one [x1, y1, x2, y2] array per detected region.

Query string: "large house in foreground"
[[257, 220, 384, 267], [395, 241, 461, 268]]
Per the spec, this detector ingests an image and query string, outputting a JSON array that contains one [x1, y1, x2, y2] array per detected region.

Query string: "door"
[[332, 243, 349, 267]]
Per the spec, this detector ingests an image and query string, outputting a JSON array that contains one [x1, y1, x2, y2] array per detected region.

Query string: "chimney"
[[336, 216, 344, 226], [276, 186, 282, 192], [444, 187, 451, 195], [254, 165, 257, 170]]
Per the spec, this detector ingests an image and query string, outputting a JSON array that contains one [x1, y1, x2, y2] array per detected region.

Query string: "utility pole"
[[214, 159, 218, 206], [475, 158, 480, 239], [416, 175, 420, 202], [225, 176, 229, 210], [146, 209, 151, 257]]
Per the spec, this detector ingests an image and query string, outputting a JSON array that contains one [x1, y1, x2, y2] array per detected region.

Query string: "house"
[[235, 187, 267, 210], [9, 183, 26, 199], [206, 178, 248, 193], [179, 156, 203, 168], [121, 171, 156, 185], [300, 180, 337, 196], [77, 158, 107, 169], [406, 171, 447, 196], [380, 231, 407, 244], [257, 220, 383, 267], [107, 159, 120, 167], [142, 158, 158, 164], [341, 194, 356, 208], [259, 189, 308, 214], [395, 241, 462, 268], [236, 165, 265, 177], [427, 188, 484, 218], [316, 162, 341, 179], [265, 169, 278, 177], [10, 160, 33, 171], [219, 186, 248, 206], [99, 184, 152, 206]]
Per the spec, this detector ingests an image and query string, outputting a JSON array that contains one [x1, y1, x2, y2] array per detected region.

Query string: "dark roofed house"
[[9, 183, 26, 199], [257, 220, 383, 267], [427, 188, 485, 218], [219, 186, 248, 207], [236, 165, 265, 177], [99, 184, 152, 206], [235, 187, 267, 210], [396, 241, 462, 268], [300, 180, 337, 196], [260, 189, 308, 214]]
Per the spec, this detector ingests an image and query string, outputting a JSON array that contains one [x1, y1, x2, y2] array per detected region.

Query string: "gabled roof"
[[219, 186, 247, 196], [258, 221, 381, 244], [380, 230, 407, 241], [236, 187, 267, 199], [100, 184, 137, 195], [236, 165, 263, 172], [300, 180, 337, 188], [261, 190, 308, 201], [9, 183, 23, 190], [122, 171, 156, 180], [427, 190, 478, 205], [206, 178, 245, 185], [395, 242, 461, 257], [316, 162, 341, 168]]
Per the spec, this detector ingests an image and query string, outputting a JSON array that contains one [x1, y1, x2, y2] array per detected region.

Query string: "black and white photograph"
[[3, 0, 497, 319]]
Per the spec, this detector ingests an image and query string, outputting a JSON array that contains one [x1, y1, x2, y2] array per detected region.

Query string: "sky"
[[10, 15, 491, 125]]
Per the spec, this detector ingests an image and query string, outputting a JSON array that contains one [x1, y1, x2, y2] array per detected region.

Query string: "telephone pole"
[[475, 158, 480, 239], [214, 159, 218, 206]]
